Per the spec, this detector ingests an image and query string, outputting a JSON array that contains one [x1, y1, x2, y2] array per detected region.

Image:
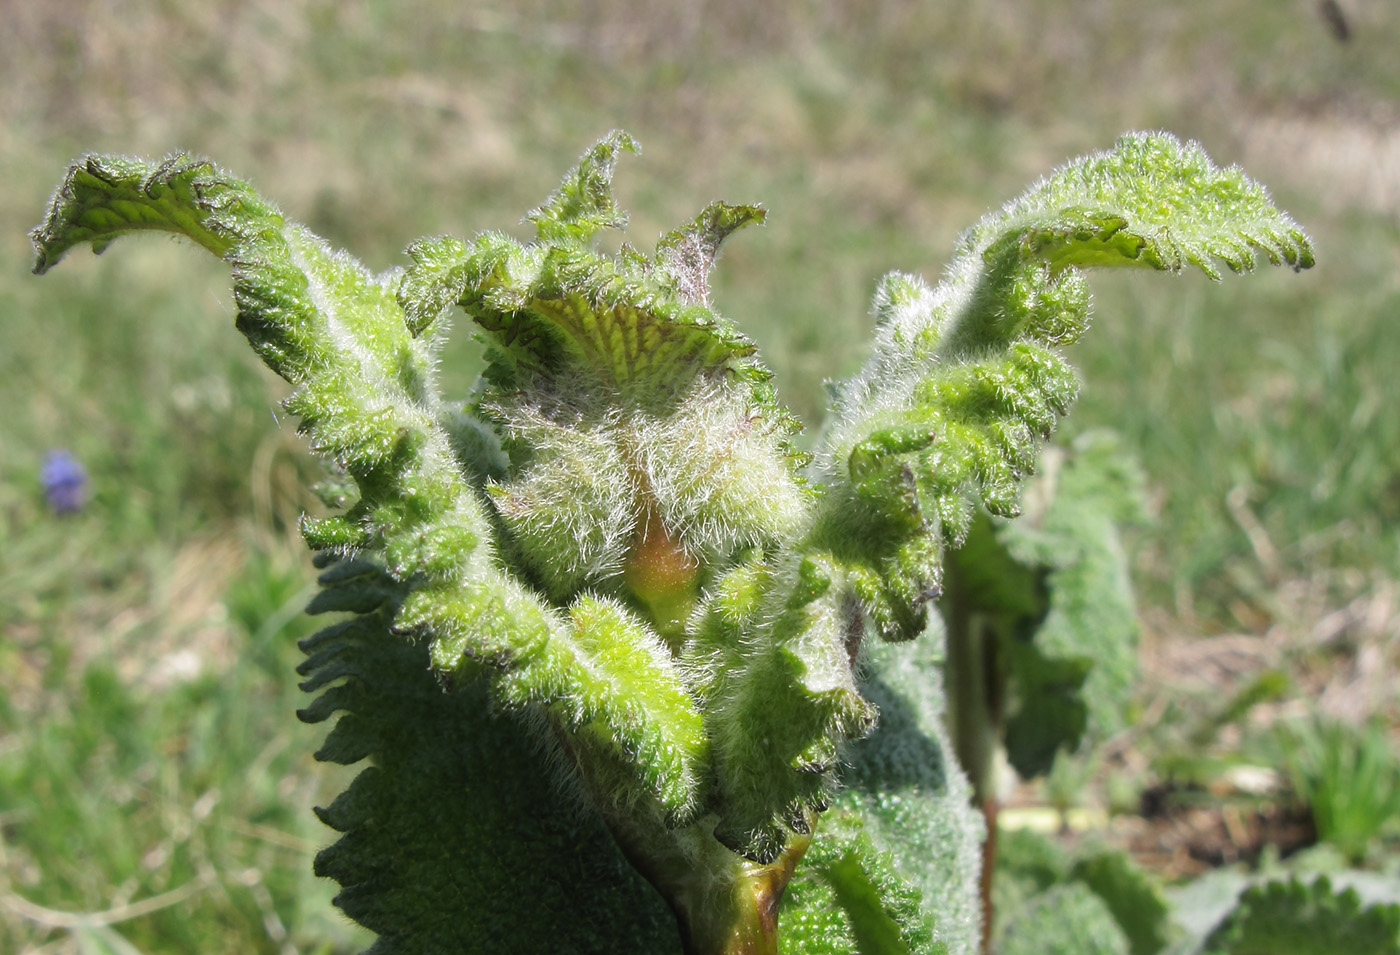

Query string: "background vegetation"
[[2, 1, 1397, 951]]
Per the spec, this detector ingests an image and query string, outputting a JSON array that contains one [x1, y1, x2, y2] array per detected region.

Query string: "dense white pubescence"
[[813, 263, 973, 485], [487, 375, 809, 602], [640, 378, 808, 560], [487, 403, 636, 598]]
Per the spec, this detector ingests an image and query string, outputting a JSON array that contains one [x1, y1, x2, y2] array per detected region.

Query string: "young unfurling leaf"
[[31, 130, 1312, 955]]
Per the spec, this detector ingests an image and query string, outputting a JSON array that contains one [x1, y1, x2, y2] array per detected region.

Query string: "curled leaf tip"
[[527, 129, 641, 242], [656, 200, 767, 304]]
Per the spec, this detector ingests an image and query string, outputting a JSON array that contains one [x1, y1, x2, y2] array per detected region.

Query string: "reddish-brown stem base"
[[980, 797, 998, 954]]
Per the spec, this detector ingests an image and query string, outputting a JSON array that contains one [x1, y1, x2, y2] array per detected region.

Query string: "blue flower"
[[40, 449, 87, 514]]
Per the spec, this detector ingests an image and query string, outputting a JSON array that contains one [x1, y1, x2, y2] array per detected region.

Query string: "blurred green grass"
[[3, 1, 1397, 950]]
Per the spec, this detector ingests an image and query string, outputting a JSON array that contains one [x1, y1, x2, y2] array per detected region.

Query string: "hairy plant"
[[31, 130, 1311, 954]]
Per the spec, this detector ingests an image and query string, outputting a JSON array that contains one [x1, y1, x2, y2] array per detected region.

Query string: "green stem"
[[945, 586, 1007, 954], [945, 608, 1003, 807]]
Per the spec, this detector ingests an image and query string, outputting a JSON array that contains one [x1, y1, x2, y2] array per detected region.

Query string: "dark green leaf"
[[1072, 850, 1173, 955], [299, 566, 682, 954], [1201, 876, 1400, 955]]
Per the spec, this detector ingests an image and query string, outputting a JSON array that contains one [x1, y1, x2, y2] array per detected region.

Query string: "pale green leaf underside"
[[969, 131, 1315, 279], [31, 154, 276, 271]]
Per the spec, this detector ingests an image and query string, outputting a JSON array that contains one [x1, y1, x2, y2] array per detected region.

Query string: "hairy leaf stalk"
[[31, 131, 1311, 955]]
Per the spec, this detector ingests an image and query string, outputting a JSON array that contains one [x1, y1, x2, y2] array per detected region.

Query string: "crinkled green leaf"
[[815, 133, 1312, 645], [30, 153, 279, 270], [32, 149, 709, 849], [968, 131, 1315, 279], [399, 131, 771, 408], [655, 200, 767, 305], [433, 228, 764, 400], [396, 575, 709, 822], [526, 129, 639, 242], [944, 431, 1146, 781], [493, 594, 708, 821], [31, 153, 477, 561], [998, 883, 1131, 955], [826, 630, 986, 955], [779, 869, 863, 954], [782, 826, 940, 955], [702, 558, 876, 862], [396, 234, 470, 336], [1072, 849, 1173, 955], [1201, 875, 1400, 955], [297, 562, 681, 954]]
